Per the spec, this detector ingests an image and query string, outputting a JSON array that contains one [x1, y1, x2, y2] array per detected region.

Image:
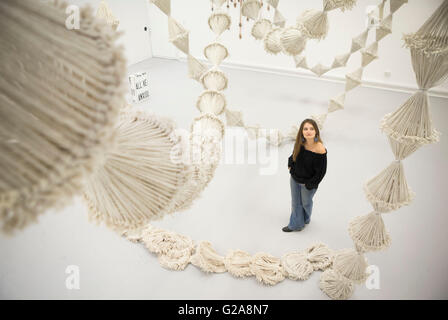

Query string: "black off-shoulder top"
[[288, 145, 327, 190]]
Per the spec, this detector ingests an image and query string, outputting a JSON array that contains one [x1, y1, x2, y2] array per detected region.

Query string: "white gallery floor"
[[0, 57, 447, 299]]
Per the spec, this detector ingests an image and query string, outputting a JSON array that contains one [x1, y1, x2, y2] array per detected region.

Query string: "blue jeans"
[[288, 176, 317, 230]]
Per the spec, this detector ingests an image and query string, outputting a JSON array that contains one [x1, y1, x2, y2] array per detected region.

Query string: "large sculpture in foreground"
[[0, 0, 126, 234]]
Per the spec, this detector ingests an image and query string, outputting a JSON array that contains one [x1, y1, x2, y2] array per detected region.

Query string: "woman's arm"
[[304, 154, 327, 190], [288, 155, 294, 171]]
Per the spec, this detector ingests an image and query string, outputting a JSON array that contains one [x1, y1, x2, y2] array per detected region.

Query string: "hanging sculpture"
[[1, 0, 445, 301], [252, 18, 273, 40], [322, 0, 447, 299], [264, 28, 284, 54], [231, 0, 404, 145], [0, 0, 126, 234], [297, 0, 357, 40], [85, 0, 227, 233], [242, 0, 263, 21], [83, 110, 192, 231], [204, 42, 229, 65], [310, 1, 403, 129], [96, 0, 120, 30]]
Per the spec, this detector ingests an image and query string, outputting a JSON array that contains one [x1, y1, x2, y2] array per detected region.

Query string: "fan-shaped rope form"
[[294, 55, 308, 69], [390, 0, 408, 14], [0, 0, 126, 234], [190, 241, 227, 273], [281, 252, 314, 280], [285, 124, 300, 142], [311, 63, 331, 77], [348, 211, 391, 252], [251, 18, 273, 40], [364, 160, 415, 213], [200, 69, 228, 91], [411, 51, 448, 91], [224, 250, 254, 277], [386, 136, 422, 161], [173, 113, 225, 204], [150, 0, 171, 16], [137, 229, 338, 288], [83, 110, 191, 231], [332, 248, 369, 284], [249, 126, 266, 142], [121, 226, 145, 243], [145, 114, 224, 218], [141, 225, 195, 271], [250, 253, 285, 286], [403, 2, 447, 56], [311, 113, 328, 131], [361, 41, 379, 67], [280, 27, 307, 56], [328, 93, 346, 113], [376, 14, 393, 42], [158, 246, 193, 270], [319, 268, 355, 300], [225, 109, 245, 127], [190, 113, 225, 149], [273, 9, 286, 28], [96, 0, 120, 30], [345, 67, 363, 91], [252, 4, 367, 71], [386, 0, 447, 159], [187, 55, 208, 81], [245, 124, 262, 140], [212, 0, 227, 7], [141, 226, 176, 254], [268, 0, 279, 9], [204, 42, 229, 65], [331, 53, 351, 68], [323, 0, 357, 12], [168, 17, 189, 54], [242, 0, 262, 20], [266, 129, 284, 147], [351, 29, 369, 53], [264, 28, 283, 54], [305, 242, 334, 271], [208, 12, 231, 36], [380, 91, 440, 144], [196, 91, 227, 116], [297, 9, 329, 40]]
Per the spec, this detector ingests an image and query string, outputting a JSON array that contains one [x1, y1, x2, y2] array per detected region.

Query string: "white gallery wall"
[[149, 0, 448, 94], [69, 0, 153, 65]]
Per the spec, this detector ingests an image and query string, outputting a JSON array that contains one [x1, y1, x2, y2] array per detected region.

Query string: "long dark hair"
[[292, 119, 323, 162]]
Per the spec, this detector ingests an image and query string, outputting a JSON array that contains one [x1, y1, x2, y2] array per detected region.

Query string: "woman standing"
[[283, 119, 327, 232]]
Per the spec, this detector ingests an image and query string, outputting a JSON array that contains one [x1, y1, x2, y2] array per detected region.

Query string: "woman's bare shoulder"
[[316, 142, 326, 154]]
